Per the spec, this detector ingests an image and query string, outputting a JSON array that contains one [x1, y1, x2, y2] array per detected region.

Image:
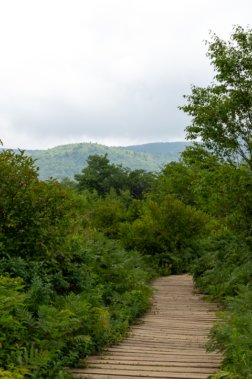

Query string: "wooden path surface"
[[72, 274, 222, 379]]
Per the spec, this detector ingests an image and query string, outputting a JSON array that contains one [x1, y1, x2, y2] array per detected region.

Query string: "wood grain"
[[72, 274, 222, 379]]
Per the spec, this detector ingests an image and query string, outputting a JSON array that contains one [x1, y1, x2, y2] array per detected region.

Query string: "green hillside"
[[26, 142, 187, 180], [126, 142, 189, 157]]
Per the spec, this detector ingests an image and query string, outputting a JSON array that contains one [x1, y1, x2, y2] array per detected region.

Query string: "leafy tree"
[[180, 26, 252, 169], [75, 154, 155, 199], [0, 149, 76, 266], [127, 169, 155, 199], [179, 26, 252, 375], [75, 154, 127, 196], [60, 177, 78, 190], [155, 162, 196, 205]]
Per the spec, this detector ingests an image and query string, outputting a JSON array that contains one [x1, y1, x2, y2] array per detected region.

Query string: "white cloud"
[[0, 0, 251, 149]]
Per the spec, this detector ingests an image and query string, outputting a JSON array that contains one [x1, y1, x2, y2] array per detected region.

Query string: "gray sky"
[[0, 0, 251, 149]]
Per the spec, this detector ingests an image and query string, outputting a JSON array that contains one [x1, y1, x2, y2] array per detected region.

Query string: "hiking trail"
[[72, 274, 222, 379]]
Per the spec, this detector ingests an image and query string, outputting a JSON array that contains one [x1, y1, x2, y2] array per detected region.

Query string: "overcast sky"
[[0, 0, 251, 149]]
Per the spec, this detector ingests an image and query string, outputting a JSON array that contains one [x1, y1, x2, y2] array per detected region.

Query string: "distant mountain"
[[21, 141, 189, 180], [126, 142, 190, 159]]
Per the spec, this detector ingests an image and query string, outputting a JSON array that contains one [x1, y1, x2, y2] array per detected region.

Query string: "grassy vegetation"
[[24, 141, 187, 180]]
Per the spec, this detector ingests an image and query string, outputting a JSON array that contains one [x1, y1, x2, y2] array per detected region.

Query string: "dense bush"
[[191, 233, 252, 378], [0, 235, 153, 378], [120, 194, 209, 273], [0, 149, 154, 378], [207, 286, 252, 379]]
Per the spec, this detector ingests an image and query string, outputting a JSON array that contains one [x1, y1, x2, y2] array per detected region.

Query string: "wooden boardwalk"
[[72, 274, 222, 379]]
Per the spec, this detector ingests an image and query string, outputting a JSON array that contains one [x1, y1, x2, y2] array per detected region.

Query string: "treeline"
[[1, 25, 252, 379]]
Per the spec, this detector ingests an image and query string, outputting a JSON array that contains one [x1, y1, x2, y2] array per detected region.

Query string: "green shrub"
[[0, 149, 155, 378], [121, 194, 209, 272], [0, 369, 26, 378], [208, 286, 252, 378]]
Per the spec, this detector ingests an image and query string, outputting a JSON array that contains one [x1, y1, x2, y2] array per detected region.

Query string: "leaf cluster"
[[180, 26, 252, 169]]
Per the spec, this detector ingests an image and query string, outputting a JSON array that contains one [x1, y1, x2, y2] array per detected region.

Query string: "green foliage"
[[127, 169, 156, 199], [75, 154, 128, 196], [0, 236, 153, 378], [0, 148, 154, 378], [191, 228, 252, 378], [160, 152, 252, 239], [178, 25, 252, 378], [154, 161, 197, 205], [207, 286, 252, 378], [180, 25, 252, 169], [60, 177, 78, 190], [0, 369, 26, 379], [121, 194, 208, 273], [0, 149, 75, 263], [0, 277, 27, 366], [75, 154, 155, 199], [85, 191, 128, 238], [192, 234, 252, 298]]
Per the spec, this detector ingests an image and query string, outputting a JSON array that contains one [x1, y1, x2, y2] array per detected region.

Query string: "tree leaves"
[[180, 25, 252, 169]]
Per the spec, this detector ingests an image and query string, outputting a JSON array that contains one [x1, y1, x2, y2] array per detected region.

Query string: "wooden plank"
[[86, 363, 219, 373], [88, 357, 220, 366], [89, 355, 221, 363], [72, 275, 222, 379], [72, 368, 216, 378]]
